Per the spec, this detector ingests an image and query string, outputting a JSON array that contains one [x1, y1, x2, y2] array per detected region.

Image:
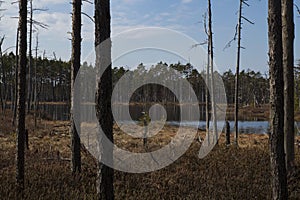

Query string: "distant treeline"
[[0, 52, 300, 110]]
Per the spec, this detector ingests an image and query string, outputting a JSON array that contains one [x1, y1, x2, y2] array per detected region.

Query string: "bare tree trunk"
[[268, 0, 288, 198], [206, 41, 210, 144], [234, 0, 243, 146], [70, 0, 81, 173], [27, 0, 33, 113], [11, 59, 15, 112], [34, 34, 38, 128], [0, 37, 7, 111], [13, 28, 19, 126], [282, 0, 295, 172], [95, 0, 114, 199], [0, 38, 4, 112], [16, 0, 27, 191], [208, 0, 217, 143]]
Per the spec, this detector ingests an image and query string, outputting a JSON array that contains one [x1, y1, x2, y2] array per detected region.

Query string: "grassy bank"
[[1, 110, 300, 199]]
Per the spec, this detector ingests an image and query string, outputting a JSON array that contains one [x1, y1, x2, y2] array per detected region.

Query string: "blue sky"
[[0, 0, 299, 73]]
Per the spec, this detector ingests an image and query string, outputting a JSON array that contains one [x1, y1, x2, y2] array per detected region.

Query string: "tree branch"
[[83, 0, 93, 4], [190, 41, 208, 50], [203, 12, 209, 36], [295, 3, 300, 15], [82, 12, 94, 23], [223, 24, 238, 51], [32, 8, 49, 12], [242, 16, 254, 25], [242, 0, 250, 7]]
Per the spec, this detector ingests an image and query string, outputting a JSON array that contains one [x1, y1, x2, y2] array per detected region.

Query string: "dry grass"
[[1, 109, 300, 199]]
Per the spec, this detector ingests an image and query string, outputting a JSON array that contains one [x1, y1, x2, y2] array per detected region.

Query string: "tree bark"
[[27, 0, 33, 112], [34, 34, 38, 128], [94, 0, 114, 199], [70, 0, 82, 173], [16, 0, 27, 191], [13, 27, 19, 126], [268, 0, 288, 199], [282, 0, 295, 172], [206, 30, 210, 144], [0, 37, 7, 111]]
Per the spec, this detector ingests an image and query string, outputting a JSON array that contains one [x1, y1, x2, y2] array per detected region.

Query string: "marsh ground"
[[1, 110, 300, 199]]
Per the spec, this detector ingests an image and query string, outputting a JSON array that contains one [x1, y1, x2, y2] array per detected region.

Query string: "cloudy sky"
[[0, 0, 299, 73]]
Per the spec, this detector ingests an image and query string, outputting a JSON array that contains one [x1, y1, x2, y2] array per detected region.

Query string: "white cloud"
[[35, 12, 71, 38], [34, 0, 67, 8]]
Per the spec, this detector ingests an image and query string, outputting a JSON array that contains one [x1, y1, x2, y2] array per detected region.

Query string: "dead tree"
[[70, 0, 82, 173], [95, 0, 114, 198], [203, 13, 210, 144], [207, 0, 217, 143], [234, 0, 243, 146], [0, 36, 7, 111], [268, 0, 288, 198], [27, 0, 33, 112], [26, 0, 48, 113], [34, 33, 38, 128], [224, 0, 254, 145], [16, 0, 27, 191], [13, 28, 19, 126]]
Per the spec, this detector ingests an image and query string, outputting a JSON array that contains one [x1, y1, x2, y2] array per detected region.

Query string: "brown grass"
[[1, 109, 300, 199]]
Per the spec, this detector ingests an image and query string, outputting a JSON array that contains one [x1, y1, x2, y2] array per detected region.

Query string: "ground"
[[1, 110, 300, 199]]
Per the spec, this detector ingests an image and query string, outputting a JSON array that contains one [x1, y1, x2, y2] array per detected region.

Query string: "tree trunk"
[[282, 0, 295, 172], [70, 0, 82, 173], [0, 38, 4, 112], [268, 0, 288, 199], [208, 0, 217, 144], [234, 0, 243, 146], [94, 0, 114, 199], [0, 37, 7, 111], [13, 28, 19, 126], [206, 37, 210, 144], [34, 34, 38, 128], [16, 0, 27, 191], [27, 0, 33, 113]]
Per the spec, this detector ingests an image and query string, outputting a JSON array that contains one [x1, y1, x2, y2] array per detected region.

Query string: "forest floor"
[[1, 110, 300, 199]]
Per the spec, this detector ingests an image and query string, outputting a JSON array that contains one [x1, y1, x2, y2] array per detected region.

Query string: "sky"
[[0, 0, 299, 73]]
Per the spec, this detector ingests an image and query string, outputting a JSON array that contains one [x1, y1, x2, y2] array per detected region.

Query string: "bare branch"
[[223, 24, 238, 51], [32, 8, 49, 12], [242, 16, 254, 25], [31, 19, 49, 29], [242, 0, 250, 7], [295, 3, 300, 15], [82, 12, 94, 23], [190, 41, 208, 50], [83, 0, 93, 4], [203, 12, 208, 36]]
